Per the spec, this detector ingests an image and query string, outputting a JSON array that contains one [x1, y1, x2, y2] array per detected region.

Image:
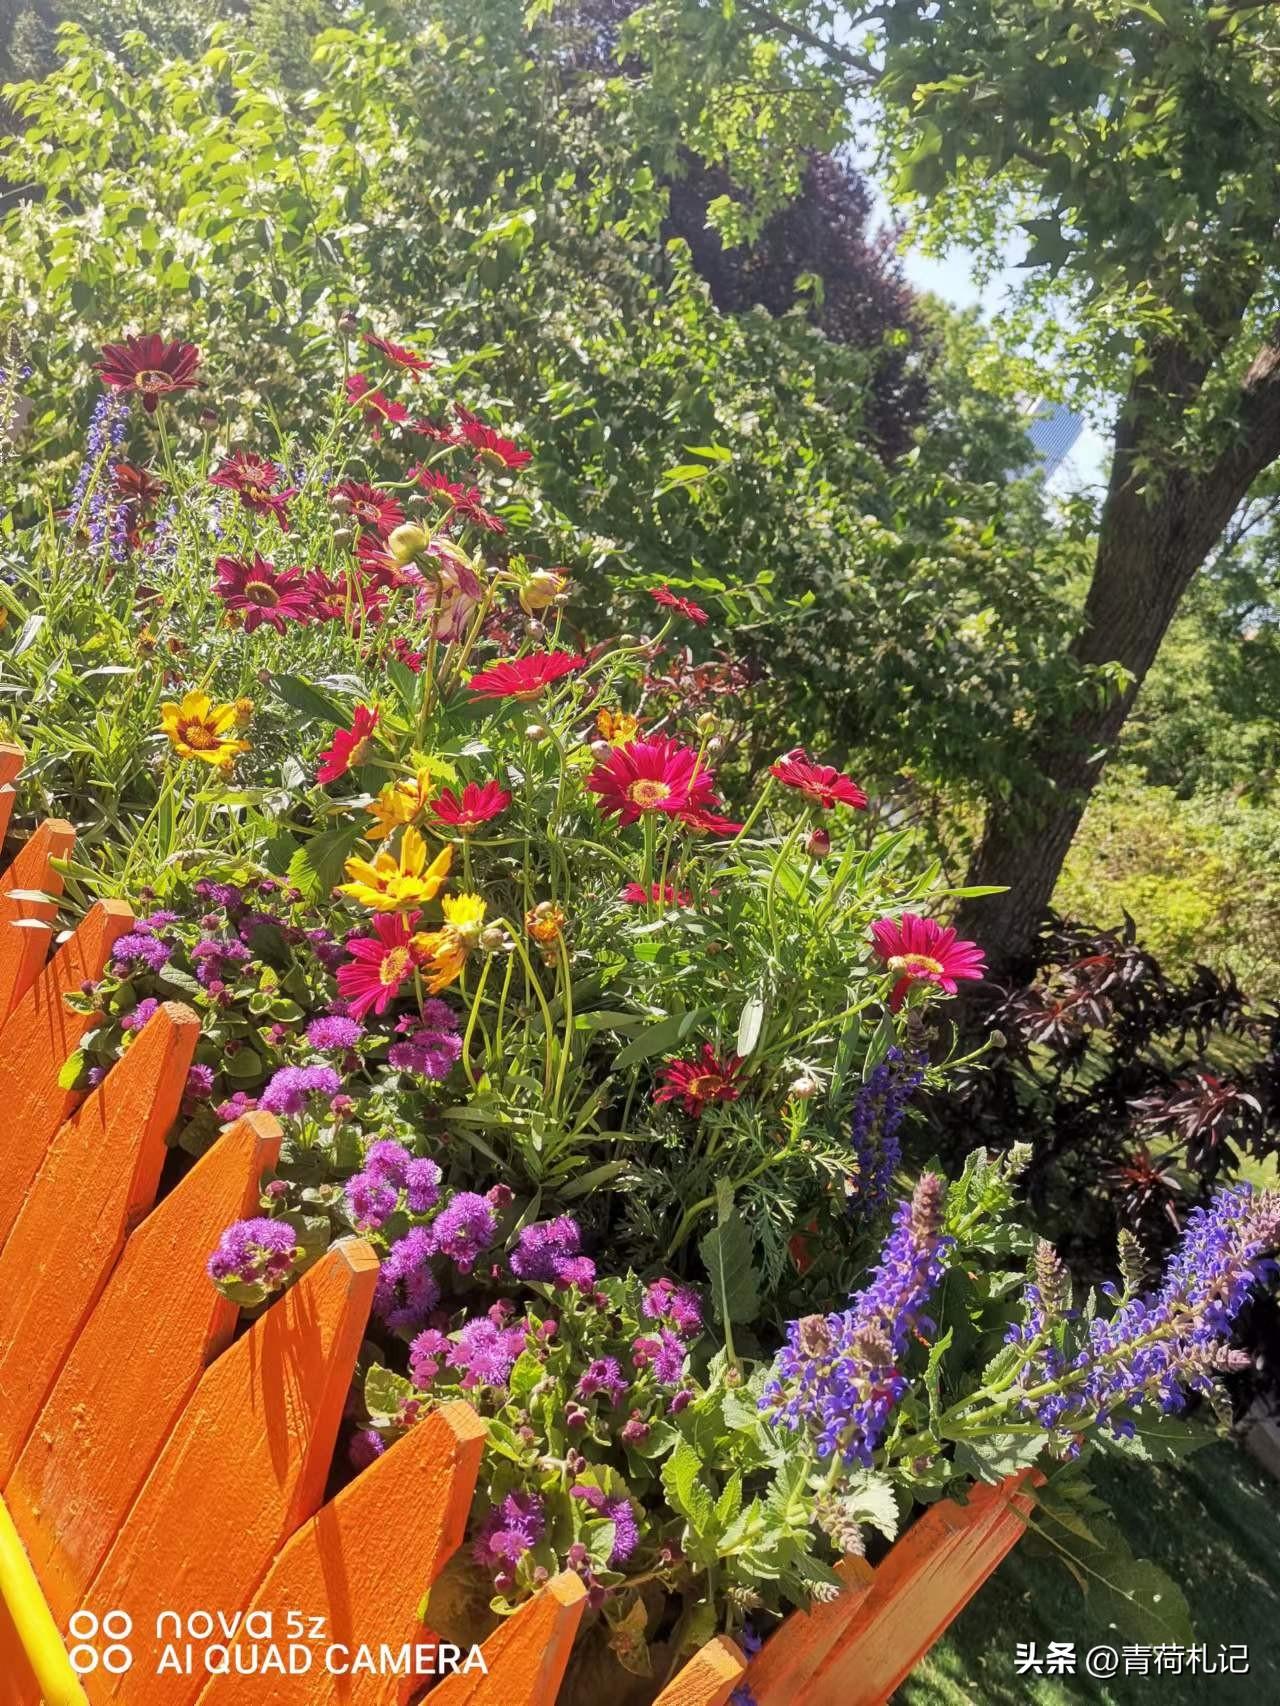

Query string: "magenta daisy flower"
[[650, 585, 709, 625], [335, 911, 420, 1020], [316, 705, 379, 784], [361, 332, 432, 376], [869, 913, 987, 1011], [467, 651, 584, 700], [215, 554, 316, 632], [586, 736, 718, 825], [430, 780, 512, 834], [654, 1043, 744, 1117], [770, 748, 868, 811], [330, 479, 405, 540], [208, 451, 298, 529]]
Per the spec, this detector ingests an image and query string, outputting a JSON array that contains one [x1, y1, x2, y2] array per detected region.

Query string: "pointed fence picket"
[[0, 763, 1033, 1705]]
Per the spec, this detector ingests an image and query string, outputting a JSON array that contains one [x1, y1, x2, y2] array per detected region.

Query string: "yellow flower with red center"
[[411, 892, 486, 992], [338, 826, 453, 911], [596, 707, 640, 746], [525, 900, 567, 945], [159, 691, 250, 769]]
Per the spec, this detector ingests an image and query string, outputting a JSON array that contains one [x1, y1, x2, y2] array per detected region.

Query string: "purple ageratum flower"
[[576, 1356, 629, 1408], [195, 879, 246, 910], [633, 1328, 687, 1387], [762, 1173, 952, 1466], [121, 997, 160, 1033], [447, 1317, 529, 1390], [373, 1226, 440, 1334], [215, 1091, 258, 1123], [364, 1139, 412, 1187], [847, 1047, 925, 1211], [569, 1485, 641, 1565], [472, 1492, 546, 1571], [348, 1427, 386, 1471], [181, 1062, 216, 1117], [1013, 1183, 1280, 1446], [406, 1157, 442, 1214], [388, 1004, 463, 1080], [427, 1192, 497, 1274], [138, 909, 180, 930], [508, 1216, 597, 1290], [207, 1217, 297, 1290], [306, 1015, 363, 1051], [345, 1170, 398, 1232], [409, 1327, 450, 1386], [259, 1064, 342, 1117], [306, 927, 349, 972], [191, 935, 251, 989], [641, 1277, 703, 1336], [111, 931, 172, 975]]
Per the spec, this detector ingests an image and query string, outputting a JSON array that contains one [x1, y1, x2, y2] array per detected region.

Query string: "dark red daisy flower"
[[344, 374, 410, 438], [680, 807, 744, 837], [362, 332, 432, 377], [97, 335, 200, 413], [209, 452, 298, 530], [355, 534, 411, 592], [454, 407, 532, 470], [621, 881, 694, 906], [112, 463, 165, 510], [431, 780, 512, 834], [330, 479, 404, 540], [305, 567, 389, 630], [317, 705, 379, 785], [650, 585, 709, 625], [215, 554, 317, 633], [467, 651, 585, 700], [770, 748, 868, 812], [410, 467, 505, 534], [409, 416, 461, 444], [654, 1044, 744, 1118]]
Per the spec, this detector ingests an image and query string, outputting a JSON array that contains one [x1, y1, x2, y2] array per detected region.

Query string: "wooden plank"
[[802, 1474, 1037, 1705], [745, 1555, 875, 1705], [193, 1401, 488, 1706], [81, 1241, 379, 1706], [652, 1635, 747, 1706], [0, 1003, 198, 1485], [0, 898, 134, 1249], [0, 818, 74, 1020], [10, 1112, 283, 1627], [428, 1573, 586, 1706], [0, 746, 22, 848]]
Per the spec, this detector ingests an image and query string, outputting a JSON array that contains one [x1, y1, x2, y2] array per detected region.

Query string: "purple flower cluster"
[[632, 1329, 686, 1387], [472, 1492, 545, 1573], [259, 1064, 342, 1117], [191, 934, 251, 991], [1012, 1184, 1280, 1446], [847, 1047, 924, 1211], [306, 1015, 363, 1051], [111, 921, 173, 976], [207, 1217, 297, 1291], [641, 1278, 703, 1336], [446, 1314, 529, 1390], [576, 1356, 629, 1408], [121, 997, 160, 1033], [570, 1484, 640, 1565], [388, 1001, 462, 1080], [427, 1191, 497, 1273], [344, 1140, 442, 1231], [373, 1226, 440, 1334], [762, 1173, 952, 1465], [508, 1216, 596, 1289]]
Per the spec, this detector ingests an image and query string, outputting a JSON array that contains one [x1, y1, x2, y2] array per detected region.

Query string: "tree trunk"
[[958, 341, 1280, 976]]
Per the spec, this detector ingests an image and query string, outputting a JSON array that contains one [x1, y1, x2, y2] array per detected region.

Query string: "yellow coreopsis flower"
[[366, 768, 437, 842], [412, 892, 487, 993], [596, 707, 640, 746], [160, 690, 250, 768], [338, 826, 453, 911]]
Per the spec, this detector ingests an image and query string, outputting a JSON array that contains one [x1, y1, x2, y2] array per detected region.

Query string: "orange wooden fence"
[[0, 751, 1034, 1706]]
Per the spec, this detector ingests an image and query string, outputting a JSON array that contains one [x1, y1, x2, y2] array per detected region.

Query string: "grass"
[[897, 1442, 1280, 1704]]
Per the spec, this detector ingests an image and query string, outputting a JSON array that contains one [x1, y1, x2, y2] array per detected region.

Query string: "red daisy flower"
[[586, 736, 718, 826], [679, 807, 744, 837], [409, 416, 460, 444], [409, 467, 505, 534], [330, 479, 405, 540], [467, 651, 585, 701], [317, 705, 380, 784], [454, 407, 532, 470], [335, 911, 421, 1020], [112, 463, 165, 509], [430, 780, 512, 834], [304, 567, 389, 629], [209, 452, 298, 530], [654, 1044, 744, 1118], [650, 585, 709, 625], [215, 554, 316, 633], [869, 912, 987, 1011], [97, 334, 200, 413], [361, 332, 432, 377], [387, 635, 426, 673], [770, 748, 868, 811], [345, 374, 410, 437], [621, 881, 693, 906]]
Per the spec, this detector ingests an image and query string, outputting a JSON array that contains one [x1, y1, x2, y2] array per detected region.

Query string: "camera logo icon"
[[68, 1609, 134, 1674]]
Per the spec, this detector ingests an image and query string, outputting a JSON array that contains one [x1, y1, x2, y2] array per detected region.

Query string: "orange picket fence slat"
[[0, 816, 75, 1021], [651, 1635, 746, 1706], [194, 1402, 487, 1706], [0, 745, 23, 848], [9, 1111, 283, 1626], [744, 1554, 875, 1705], [0, 1003, 198, 1484], [428, 1573, 585, 1706], [82, 1241, 380, 1706], [0, 898, 134, 1248]]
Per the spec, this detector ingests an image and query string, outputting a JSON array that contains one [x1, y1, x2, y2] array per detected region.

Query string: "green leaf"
[[57, 1048, 86, 1090], [949, 1430, 1048, 1484], [735, 991, 766, 1058], [698, 1181, 760, 1327], [287, 823, 363, 902], [365, 1363, 415, 1425], [611, 1009, 706, 1070], [273, 672, 350, 726]]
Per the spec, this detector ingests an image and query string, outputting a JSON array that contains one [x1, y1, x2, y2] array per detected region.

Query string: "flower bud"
[[706, 735, 724, 755], [696, 712, 717, 734], [480, 924, 508, 952], [332, 525, 356, 547], [519, 568, 568, 615], [197, 407, 218, 431], [330, 493, 353, 514], [337, 309, 359, 333], [524, 723, 549, 742], [806, 826, 831, 858], [589, 739, 611, 759], [789, 1075, 819, 1100], [617, 633, 637, 648], [387, 522, 429, 565]]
